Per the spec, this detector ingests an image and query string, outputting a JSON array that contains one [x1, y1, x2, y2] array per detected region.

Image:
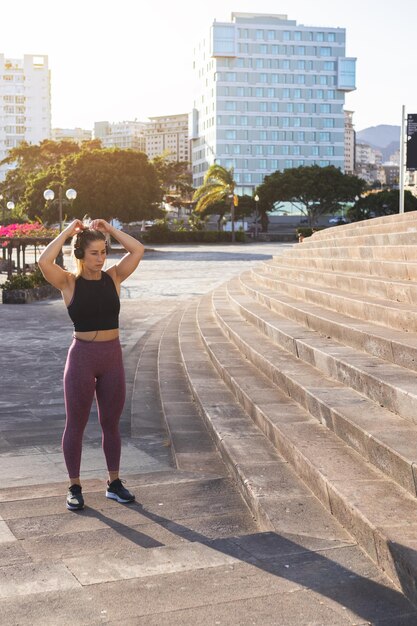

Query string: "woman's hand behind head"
[[65, 219, 85, 238]]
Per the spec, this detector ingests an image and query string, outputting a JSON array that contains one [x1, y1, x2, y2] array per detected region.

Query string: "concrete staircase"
[[174, 212, 417, 605]]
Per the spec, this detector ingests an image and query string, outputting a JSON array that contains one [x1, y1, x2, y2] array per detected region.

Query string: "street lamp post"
[[43, 187, 77, 232], [0, 195, 15, 226], [254, 194, 259, 240]]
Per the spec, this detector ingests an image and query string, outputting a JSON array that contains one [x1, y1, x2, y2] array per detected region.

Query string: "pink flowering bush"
[[0, 222, 58, 247]]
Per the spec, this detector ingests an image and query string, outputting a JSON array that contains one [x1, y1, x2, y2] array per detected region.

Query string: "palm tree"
[[193, 164, 237, 242]]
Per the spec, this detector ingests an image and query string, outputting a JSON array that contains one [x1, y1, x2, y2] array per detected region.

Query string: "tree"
[[347, 190, 417, 221], [24, 148, 163, 224], [193, 164, 237, 240], [0, 139, 101, 210], [256, 165, 365, 227], [152, 156, 193, 197]]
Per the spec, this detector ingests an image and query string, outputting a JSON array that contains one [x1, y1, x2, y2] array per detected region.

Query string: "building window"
[[297, 60, 306, 70], [324, 146, 334, 156], [293, 146, 301, 155], [260, 73, 268, 83], [271, 159, 278, 169], [266, 145, 274, 155], [255, 145, 263, 155], [324, 61, 336, 71], [282, 145, 289, 155], [293, 89, 302, 98], [267, 30, 276, 40], [320, 47, 332, 57], [319, 132, 330, 141], [320, 103, 331, 113], [311, 146, 319, 156], [282, 60, 290, 70], [256, 116, 263, 126], [296, 46, 306, 55], [295, 131, 305, 141], [323, 118, 335, 128], [256, 29, 264, 40], [225, 130, 236, 140], [255, 59, 264, 69], [327, 32, 336, 42], [283, 88, 290, 98], [284, 160, 293, 169], [271, 45, 279, 55], [294, 31, 302, 41], [270, 102, 278, 112], [225, 72, 237, 81], [239, 43, 249, 53], [287, 103, 294, 112], [296, 74, 305, 84], [259, 102, 267, 112], [260, 44, 268, 54], [259, 159, 267, 169], [241, 116, 248, 125], [316, 32, 324, 42], [255, 88, 264, 97], [225, 101, 237, 110], [267, 88, 274, 98], [283, 31, 290, 41]]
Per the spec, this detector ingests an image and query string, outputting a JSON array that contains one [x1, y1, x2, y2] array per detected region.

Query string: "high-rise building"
[[0, 54, 51, 178], [344, 110, 355, 175], [144, 114, 189, 162], [190, 12, 356, 193], [94, 120, 146, 151], [51, 127, 92, 144]]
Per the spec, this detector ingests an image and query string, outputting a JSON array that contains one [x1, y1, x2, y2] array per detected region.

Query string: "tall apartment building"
[[344, 110, 355, 175], [0, 54, 51, 178], [190, 12, 356, 193], [94, 120, 146, 151], [144, 114, 189, 162], [51, 127, 92, 144]]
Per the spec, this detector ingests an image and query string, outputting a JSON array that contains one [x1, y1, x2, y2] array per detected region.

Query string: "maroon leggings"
[[63, 337, 126, 478]]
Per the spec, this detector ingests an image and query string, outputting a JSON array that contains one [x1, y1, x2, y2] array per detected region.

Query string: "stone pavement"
[[0, 243, 416, 625]]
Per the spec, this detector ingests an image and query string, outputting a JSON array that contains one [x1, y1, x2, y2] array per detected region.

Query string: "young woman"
[[38, 218, 145, 511]]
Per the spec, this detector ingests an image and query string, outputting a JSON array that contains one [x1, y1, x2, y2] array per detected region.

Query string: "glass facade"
[[192, 13, 356, 193]]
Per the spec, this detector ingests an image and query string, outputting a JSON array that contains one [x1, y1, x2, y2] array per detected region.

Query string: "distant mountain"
[[356, 125, 400, 161], [356, 125, 400, 149]]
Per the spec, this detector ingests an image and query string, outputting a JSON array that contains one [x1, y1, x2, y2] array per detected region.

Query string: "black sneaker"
[[66, 484, 84, 511], [106, 478, 135, 503]]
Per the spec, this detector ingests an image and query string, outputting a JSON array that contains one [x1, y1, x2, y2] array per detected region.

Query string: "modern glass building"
[[190, 13, 356, 195]]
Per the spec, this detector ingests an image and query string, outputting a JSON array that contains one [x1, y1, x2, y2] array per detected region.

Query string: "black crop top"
[[67, 271, 120, 332]]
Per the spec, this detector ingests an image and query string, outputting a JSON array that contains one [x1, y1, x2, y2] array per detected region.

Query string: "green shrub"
[[142, 229, 246, 244], [1, 265, 47, 291]]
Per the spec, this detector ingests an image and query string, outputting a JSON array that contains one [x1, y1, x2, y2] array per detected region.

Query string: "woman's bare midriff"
[[73, 329, 119, 342]]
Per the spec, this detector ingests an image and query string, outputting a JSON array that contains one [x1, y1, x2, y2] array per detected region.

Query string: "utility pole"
[[399, 105, 406, 214]]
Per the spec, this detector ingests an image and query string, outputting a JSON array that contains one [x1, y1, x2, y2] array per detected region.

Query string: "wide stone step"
[[298, 230, 417, 251], [312, 212, 417, 241], [193, 291, 417, 604], [283, 243, 417, 263], [178, 303, 349, 533], [270, 254, 417, 282], [212, 283, 417, 495], [239, 270, 417, 374], [259, 261, 417, 305], [227, 277, 417, 423], [249, 267, 417, 334]]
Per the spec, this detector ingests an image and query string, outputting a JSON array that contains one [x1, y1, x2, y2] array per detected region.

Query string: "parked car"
[[328, 217, 349, 225]]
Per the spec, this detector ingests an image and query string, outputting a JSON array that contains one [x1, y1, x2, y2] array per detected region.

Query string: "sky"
[[3, 0, 416, 132]]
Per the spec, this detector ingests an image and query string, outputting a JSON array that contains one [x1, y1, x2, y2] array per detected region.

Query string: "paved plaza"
[[0, 242, 416, 625]]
